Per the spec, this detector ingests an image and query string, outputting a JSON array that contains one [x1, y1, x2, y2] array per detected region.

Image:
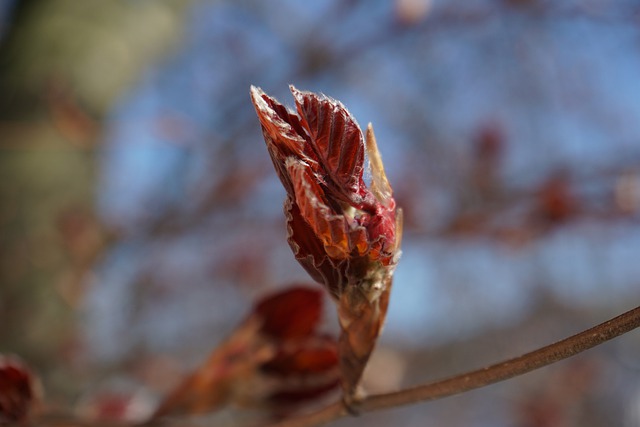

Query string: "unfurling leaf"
[[0, 354, 42, 425], [152, 286, 339, 419], [250, 86, 402, 397]]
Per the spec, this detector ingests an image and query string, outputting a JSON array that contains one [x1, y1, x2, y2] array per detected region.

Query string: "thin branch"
[[357, 304, 640, 412], [263, 305, 640, 427]]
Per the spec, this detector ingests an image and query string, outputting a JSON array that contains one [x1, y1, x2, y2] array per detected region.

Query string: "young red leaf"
[[255, 287, 323, 340]]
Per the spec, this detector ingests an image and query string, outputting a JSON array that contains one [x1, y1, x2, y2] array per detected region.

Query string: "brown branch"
[[263, 304, 640, 427]]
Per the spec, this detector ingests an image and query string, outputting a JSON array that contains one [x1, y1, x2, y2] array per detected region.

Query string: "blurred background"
[[1, 0, 640, 425]]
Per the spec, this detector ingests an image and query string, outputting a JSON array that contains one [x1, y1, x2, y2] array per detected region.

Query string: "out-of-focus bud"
[[152, 287, 339, 419], [0, 354, 42, 425]]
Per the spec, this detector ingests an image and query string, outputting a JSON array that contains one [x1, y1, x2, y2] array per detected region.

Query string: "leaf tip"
[[365, 123, 393, 204]]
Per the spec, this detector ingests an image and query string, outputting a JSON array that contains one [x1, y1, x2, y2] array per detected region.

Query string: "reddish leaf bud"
[[251, 86, 403, 395], [251, 86, 401, 296]]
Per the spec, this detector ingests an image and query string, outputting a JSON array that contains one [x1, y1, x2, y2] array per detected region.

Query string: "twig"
[[263, 305, 640, 427], [357, 304, 640, 411]]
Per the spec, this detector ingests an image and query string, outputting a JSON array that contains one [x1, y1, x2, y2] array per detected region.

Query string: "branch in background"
[[263, 305, 640, 427]]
